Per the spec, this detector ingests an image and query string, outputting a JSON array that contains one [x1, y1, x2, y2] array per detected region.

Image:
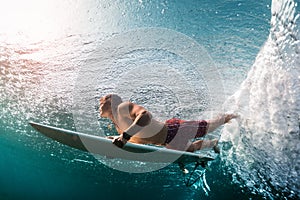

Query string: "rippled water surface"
[[1, 0, 299, 199]]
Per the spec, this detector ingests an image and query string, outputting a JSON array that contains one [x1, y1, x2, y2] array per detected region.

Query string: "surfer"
[[99, 94, 237, 152]]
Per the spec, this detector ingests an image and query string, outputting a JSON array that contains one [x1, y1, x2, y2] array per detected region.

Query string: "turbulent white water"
[[222, 0, 300, 198]]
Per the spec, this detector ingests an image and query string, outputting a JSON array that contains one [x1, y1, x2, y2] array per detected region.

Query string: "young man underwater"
[[99, 94, 237, 153]]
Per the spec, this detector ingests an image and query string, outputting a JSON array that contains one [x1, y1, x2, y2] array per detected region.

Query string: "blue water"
[[1, 0, 299, 199]]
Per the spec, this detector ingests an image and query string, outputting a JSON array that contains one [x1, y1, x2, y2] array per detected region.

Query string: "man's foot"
[[213, 145, 220, 154], [224, 113, 238, 123], [211, 139, 220, 154]]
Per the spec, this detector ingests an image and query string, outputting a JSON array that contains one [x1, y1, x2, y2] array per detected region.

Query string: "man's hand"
[[112, 134, 128, 148]]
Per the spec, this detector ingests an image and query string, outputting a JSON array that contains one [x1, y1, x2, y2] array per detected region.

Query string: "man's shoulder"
[[119, 101, 133, 108], [118, 101, 147, 115], [118, 101, 145, 118], [118, 101, 134, 114]]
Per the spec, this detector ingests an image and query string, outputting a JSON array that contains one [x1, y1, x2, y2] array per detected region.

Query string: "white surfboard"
[[29, 121, 214, 164]]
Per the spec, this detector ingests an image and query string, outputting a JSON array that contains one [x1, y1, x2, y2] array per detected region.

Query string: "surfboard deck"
[[29, 121, 214, 164]]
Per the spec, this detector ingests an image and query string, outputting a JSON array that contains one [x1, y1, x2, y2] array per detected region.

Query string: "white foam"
[[223, 0, 300, 198]]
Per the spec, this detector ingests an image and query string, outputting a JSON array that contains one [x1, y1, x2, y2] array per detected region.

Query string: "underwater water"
[[0, 0, 299, 199]]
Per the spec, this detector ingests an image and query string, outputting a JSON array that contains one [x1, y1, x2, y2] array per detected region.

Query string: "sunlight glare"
[[0, 0, 81, 43]]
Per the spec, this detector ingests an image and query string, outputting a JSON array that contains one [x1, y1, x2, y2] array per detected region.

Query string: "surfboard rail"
[[29, 121, 214, 164]]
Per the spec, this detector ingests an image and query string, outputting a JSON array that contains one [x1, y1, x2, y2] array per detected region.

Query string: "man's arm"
[[113, 102, 152, 148], [124, 110, 151, 135]]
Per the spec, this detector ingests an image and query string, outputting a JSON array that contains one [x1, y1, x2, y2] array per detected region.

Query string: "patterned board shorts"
[[164, 118, 208, 144]]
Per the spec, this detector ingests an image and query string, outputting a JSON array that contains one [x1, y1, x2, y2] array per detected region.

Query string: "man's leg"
[[187, 139, 218, 152], [207, 114, 237, 133]]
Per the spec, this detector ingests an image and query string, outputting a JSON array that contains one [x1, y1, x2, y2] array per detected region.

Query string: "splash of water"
[[222, 0, 300, 198]]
